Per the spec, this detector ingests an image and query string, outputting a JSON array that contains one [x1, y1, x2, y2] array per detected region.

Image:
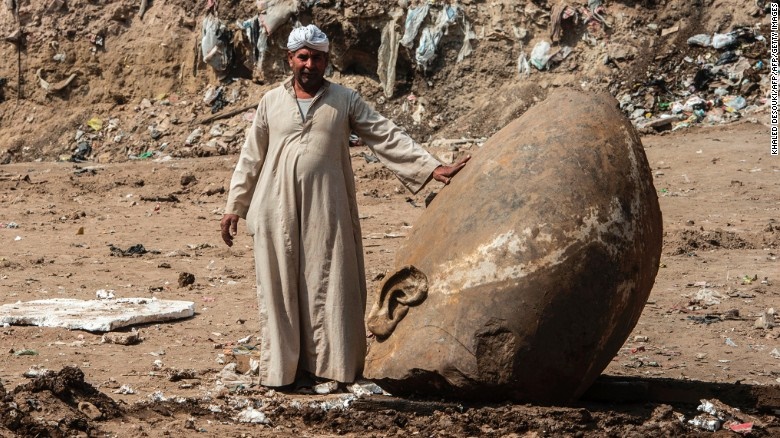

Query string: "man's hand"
[[220, 214, 240, 247], [432, 155, 471, 185]]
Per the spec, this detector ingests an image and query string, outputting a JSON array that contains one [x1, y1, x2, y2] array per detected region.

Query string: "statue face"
[[364, 90, 663, 403]]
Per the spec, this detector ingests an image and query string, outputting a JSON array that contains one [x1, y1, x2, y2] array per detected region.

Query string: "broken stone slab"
[[0, 298, 195, 332]]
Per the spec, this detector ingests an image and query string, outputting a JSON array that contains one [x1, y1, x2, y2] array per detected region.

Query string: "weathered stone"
[[0, 298, 194, 332], [364, 89, 663, 403]]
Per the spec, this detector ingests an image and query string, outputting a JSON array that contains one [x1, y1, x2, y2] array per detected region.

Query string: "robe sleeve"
[[348, 91, 441, 194], [224, 98, 269, 218]]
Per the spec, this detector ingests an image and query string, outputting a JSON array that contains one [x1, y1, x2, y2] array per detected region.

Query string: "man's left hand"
[[432, 155, 470, 185]]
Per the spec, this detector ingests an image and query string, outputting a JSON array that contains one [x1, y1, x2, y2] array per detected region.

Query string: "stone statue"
[[364, 89, 663, 403]]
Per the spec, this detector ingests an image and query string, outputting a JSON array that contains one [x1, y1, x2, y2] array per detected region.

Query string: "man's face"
[[287, 47, 328, 91]]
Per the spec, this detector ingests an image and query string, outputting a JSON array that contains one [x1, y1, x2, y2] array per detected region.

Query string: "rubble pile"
[[619, 26, 769, 133], [0, 0, 774, 164]]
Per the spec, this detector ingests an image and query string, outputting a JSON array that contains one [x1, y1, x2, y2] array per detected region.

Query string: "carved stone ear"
[[367, 265, 428, 338]]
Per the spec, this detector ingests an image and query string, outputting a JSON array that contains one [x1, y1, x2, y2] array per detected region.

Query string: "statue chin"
[[364, 89, 663, 403]]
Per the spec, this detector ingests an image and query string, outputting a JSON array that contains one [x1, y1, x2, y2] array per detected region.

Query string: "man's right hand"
[[220, 214, 240, 247]]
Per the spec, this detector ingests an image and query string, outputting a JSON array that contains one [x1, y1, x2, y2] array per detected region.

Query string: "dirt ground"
[[0, 119, 778, 436], [0, 0, 777, 436]]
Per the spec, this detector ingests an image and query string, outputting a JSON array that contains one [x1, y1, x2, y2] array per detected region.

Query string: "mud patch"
[[1, 366, 122, 436], [666, 228, 755, 255]]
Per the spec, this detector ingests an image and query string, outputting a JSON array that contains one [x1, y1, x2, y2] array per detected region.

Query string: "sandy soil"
[[0, 119, 777, 436]]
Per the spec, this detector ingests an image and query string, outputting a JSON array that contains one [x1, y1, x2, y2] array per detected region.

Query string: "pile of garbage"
[[621, 26, 768, 133]]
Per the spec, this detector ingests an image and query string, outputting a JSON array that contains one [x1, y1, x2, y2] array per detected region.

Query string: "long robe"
[[224, 79, 441, 386]]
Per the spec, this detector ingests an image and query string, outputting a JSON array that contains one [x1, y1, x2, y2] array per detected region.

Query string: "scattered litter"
[[96, 289, 115, 300], [688, 415, 720, 432], [236, 407, 269, 424], [754, 309, 776, 329], [149, 391, 167, 402], [724, 337, 737, 347], [689, 288, 723, 306], [86, 117, 103, 131], [687, 34, 712, 47], [201, 15, 233, 79], [36, 68, 77, 93], [530, 41, 552, 70], [22, 365, 49, 378], [71, 141, 92, 162], [113, 384, 135, 394], [186, 128, 203, 145], [109, 243, 152, 257], [348, 380, 388, 397], [727, 422, 753, 434], [711, 33, 737, 49], [13, 349, 38, 356], [314, 380, 340, 395], [400, 4, 430, 48], [216, 363, 254, 390]]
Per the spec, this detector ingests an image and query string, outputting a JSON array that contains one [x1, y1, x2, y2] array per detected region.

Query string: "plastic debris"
[[71, 141, 91, 162], [690, 288, 722, 306], [186, 128, 203, 145], [517, 51, 531, 77], [36, 68, 77, 93], [109, 243, 149, 257], [711, 32, 737, 49], [727, 422, 753, 434], [348, 380, 389, 397], [257, 0, 297, 35], [456, 18, 476, 62], [22, 365, 49, 378], [687, 34, 712, 47], [400, 4, 430, 48], [723, 96, 746, 111], [377, 12, 401, 98], [530, 41, 552, 70], [314, 380, 340, 394], [87, 117, 103, 131], [415, 5, 459, 71], [201, 15, 233, 79], [236, 407, 269, 424], [688, 415, 720, 432], [113, 384, 135, 394], [754, 309, 776, 329], [96, 289, 116, 300]]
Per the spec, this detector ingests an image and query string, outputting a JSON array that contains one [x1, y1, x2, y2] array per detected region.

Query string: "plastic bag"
[[530, 41, 552, 70], [201, 15, 233, 76], [711, 33, 737, 49], [686, 34, 711, 47], [400, 4, 430, 48], [414, 5, 459, 70], [259, 0, 297, 35]]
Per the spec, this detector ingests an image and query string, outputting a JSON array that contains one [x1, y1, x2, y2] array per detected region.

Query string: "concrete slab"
[[0, 298, 195, 332]]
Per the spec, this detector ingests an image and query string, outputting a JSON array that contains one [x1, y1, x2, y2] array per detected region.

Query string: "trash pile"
[[684, 399, 762, 433], [621, 26, 768, 133], [0, 0, 775, 164]]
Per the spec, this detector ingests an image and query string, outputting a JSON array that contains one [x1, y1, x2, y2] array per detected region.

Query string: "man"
[[220, 24, 468, 390]]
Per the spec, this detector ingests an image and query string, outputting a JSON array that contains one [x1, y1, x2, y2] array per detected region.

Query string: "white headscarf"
[[287, 24, 330, 53]]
